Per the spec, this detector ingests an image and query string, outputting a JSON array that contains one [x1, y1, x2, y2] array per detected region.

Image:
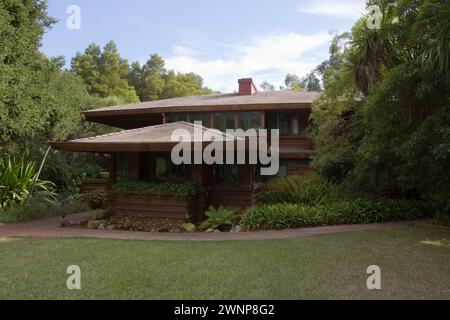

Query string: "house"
[[51, 78, 320, 220]]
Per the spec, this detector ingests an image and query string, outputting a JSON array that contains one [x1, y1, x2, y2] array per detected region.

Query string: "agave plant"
[[199, 206, 240, 231], [0, 157, 56, 209]]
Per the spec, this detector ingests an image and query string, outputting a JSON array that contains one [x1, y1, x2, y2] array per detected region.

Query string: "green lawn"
[[0, 224, 449, 300]]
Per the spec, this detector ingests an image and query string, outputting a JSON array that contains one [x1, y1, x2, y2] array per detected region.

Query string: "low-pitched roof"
[[84, 91, 321, 117], [50, 122, 241, 153]]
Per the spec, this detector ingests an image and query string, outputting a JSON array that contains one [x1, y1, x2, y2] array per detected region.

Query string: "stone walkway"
[[0, 213, 415, 242]]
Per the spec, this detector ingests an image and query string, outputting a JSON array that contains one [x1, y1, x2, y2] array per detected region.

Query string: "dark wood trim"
[[84, 103, 313, 118]]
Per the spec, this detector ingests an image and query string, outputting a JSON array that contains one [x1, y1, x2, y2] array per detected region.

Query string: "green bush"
[[242, 198, 430, 231], [199, 206, 240, 231], [0, 157, 56, 208], [112, 180, 198, 199], [259, 174, 342, 205], [424, 193, 450, 226], [0, 196, 88, 223], [82, 191, 107, 210]]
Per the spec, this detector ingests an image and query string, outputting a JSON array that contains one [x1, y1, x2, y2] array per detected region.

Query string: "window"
[[213, 165, 243, 185], [367, 167, 389, 186], [292, 116, 300, 135], [238, 112, 261, 130], [191, 112, 211, 127], [267, 113, 302, 136], [277, 160, 289, 177], [156, 157, 186, 181], [117, 153, 129, 180], [213, 112, 236, 132], [279, 114, 290, 136], [166, 113, 187, 123]]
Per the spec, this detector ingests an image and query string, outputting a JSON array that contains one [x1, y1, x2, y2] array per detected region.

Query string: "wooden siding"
[[287, 160, 311, 176], [279, 137, 313, 149], [209, 185, 258, 210], [81, 179, 108, 194], [111, 193, 198, 220]]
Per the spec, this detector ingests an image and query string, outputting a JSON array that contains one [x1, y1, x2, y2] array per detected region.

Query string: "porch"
[[50, 122, 263, 221]]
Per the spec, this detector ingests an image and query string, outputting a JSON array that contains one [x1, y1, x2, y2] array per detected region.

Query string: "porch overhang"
[[50, 122, 244, 153], [49, 141, 180, 153]]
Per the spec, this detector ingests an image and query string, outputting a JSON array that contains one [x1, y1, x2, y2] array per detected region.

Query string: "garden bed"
[[110, 180, 199, 220]]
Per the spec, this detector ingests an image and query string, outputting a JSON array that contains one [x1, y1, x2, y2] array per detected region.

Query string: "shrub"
[[82, 191, 107, 209], [0, 157, 56, 208], [242, 203, 323, 230], [112, 180, 198, 199], [424, 193, 450, 226], [199, 206, 240, 231], [259, 174, 342, 205], [242, 198, 430, 231], [0, 196, 89, 223]]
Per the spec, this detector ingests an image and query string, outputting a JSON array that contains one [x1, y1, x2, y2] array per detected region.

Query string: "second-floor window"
[[191, 112, 211, 127], [268, 113, 301, 136], [238, 112, 261, 131], [213, 112, 236, 132]]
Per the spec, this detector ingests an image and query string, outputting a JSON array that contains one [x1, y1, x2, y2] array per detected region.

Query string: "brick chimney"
[[238, 78, 258, 95]]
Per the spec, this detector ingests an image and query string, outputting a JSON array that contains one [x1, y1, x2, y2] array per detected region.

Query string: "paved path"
[[0, 213, 415, 242]]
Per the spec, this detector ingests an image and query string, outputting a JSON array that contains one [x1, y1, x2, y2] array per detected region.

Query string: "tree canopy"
[[128, 54, 212, 102], [71, 41, 140, 103], [310, 0, 450, 198]]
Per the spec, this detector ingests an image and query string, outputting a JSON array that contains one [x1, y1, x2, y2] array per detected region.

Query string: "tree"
[[310, 0, 450, 197], [284, 74, 304, 92], [301, 72, 322, 91], [260, 81, 275, 92], [129, 54, 211, 101], [0, 0, 56, 152], [71, 41, 139, 103]]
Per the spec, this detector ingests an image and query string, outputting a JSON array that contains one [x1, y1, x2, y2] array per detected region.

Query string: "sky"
[[41, 0, 367, 92]]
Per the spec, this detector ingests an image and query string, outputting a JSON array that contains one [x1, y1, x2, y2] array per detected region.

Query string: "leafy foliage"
[[128, 54, 212, 102], [112, 180, 198, 199], [81, 191, 107, 210], [0, 196, 88, 223], [259, 174, 342, 205], [0, 157, 55, 208], [71, 41, 140, 103], [242, 198, 430, 231], [199, 206, 240, 231], [310, 0, 450, 198]]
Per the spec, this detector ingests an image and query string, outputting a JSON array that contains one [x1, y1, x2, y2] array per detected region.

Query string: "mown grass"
[[0, 224, 449, 300]]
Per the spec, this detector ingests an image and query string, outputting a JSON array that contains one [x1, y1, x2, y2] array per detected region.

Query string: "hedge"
[[242, 198, 431, 231]]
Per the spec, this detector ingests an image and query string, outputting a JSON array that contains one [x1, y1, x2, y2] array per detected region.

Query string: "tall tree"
[[311, 0, 450, 197], [129, 54, 211, 101], [301, 72, 322, 91], [71, 41, 139, 103], [284, 74, 304, 92], [0, 0, 56, 152], [260, 81, 275, 92]]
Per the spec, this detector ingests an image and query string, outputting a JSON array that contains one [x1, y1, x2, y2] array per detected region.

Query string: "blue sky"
[[41, 0, 366, 92]]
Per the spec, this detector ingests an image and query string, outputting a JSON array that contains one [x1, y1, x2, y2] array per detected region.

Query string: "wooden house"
[[51, 78, 320, 219]]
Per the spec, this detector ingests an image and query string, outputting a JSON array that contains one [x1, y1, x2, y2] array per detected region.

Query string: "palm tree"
[[415, 1, 450, 76], [345, 14, 395, 96]]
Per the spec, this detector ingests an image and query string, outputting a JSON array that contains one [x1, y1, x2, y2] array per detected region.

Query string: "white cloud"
[[166, 32, 331, 92], [298, 0, 366, 19]]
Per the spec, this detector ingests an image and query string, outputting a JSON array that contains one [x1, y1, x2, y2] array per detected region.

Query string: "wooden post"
[[260, 111, 266, 129], [191, 164, 209, 218], [109, 153, 117, 187]]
